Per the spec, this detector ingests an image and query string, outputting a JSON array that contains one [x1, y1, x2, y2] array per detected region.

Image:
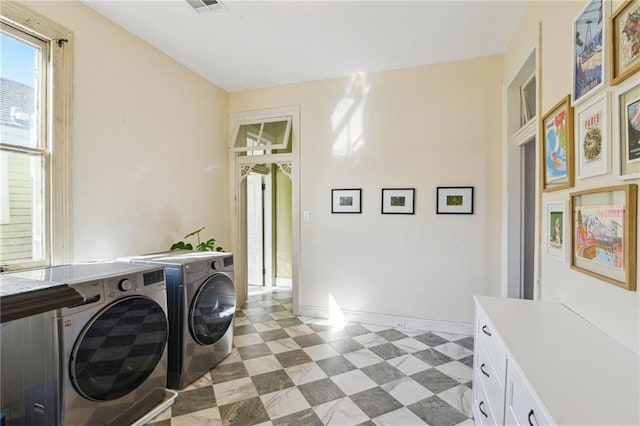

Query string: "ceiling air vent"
[[185, 0, 225, 14]]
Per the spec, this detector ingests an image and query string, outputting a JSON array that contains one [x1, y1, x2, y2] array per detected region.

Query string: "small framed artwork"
[[615, 76, 640, 179], [574, 92, 610, 179], [573, 0, 606, 104], [570, 184, 637, 291], [436, 187, 474, 214], [611, 0, 640, 86], [546, 201, 567, 262], [331, 189, 361, 213], [541, 95, 574, 192], [381, 188, 415, 214]]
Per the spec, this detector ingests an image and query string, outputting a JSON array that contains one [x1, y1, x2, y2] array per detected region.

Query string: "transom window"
[[231, 116, 291, 155]]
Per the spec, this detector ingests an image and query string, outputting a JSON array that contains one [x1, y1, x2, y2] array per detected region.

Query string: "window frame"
[[231, 115, 292, 153]]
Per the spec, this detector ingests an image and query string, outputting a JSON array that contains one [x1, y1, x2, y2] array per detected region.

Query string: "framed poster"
[[574, 92, 610, 179], [381, 188, 415, 214], [570, 184, 637, 290], [573, 0, 606, 104], [436, 187, 474, 214], [611, 0, 640, 85], [615, 76, 640, 179], [541, 95, 574, 192], [546, 202, 567, 262], [331, 189, 361, 213]]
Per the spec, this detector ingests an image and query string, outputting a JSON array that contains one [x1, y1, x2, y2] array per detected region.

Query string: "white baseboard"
[[275, 277, 292, 287], [300, 305, 473, 335]]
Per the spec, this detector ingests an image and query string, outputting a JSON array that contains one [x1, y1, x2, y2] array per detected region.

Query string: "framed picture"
[[541, 95, 574, 192], [611, 0, 640, 86], [546, 201, 567, 262], [575, 92, 610, 179], [331, 189, 361, 213], [570, 184, 637, 290], [573, 0, 606, 104], [615, 76, 640, 179], [381, 188, 415, 214], [436, 187, 474, 214]]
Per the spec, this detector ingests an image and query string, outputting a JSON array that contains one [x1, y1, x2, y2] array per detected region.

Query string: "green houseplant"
[[170, 226, 224, 252]]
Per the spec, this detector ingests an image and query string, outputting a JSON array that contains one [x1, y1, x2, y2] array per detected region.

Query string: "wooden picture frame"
[[610, 0, 640, 86], [436, 187, 474, 214], [381, 188, 415, 214], [575, 91, 611, 179], [546, 201, 567, 262], [570, 184, 637, 290], [614, 75, 640, 179], [573, 0, 606, 105], [331, 189, 361, 213], [541, 95, 574, 192]]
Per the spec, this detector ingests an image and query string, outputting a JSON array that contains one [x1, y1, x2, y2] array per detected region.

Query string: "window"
[[231, 116, 292, 155], [0, 3, 72, 271]]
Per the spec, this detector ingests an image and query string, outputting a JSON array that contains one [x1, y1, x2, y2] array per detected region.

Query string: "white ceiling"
[[83, 0, 528, 93]]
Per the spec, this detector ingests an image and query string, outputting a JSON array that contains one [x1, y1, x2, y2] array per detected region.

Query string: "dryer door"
[[189, 273, 236, 345], [70, 296, 168, 401]]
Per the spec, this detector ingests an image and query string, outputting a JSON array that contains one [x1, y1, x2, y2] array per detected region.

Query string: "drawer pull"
[[481, 325, 492, 336], [480, 363, 490, 378], [479, 401, 488, 418], [528, 409, 535, 426]]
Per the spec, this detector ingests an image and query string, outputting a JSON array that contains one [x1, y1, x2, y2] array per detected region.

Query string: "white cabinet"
[[473, 296, 639, 426]]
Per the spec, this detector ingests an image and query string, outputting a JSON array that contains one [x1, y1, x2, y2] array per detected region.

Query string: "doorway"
[[522, 138, 536, 299]]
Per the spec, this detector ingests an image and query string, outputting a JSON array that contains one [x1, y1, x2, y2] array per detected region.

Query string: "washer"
[[9, 262, 169, 425], [126, 251, 235, 389]]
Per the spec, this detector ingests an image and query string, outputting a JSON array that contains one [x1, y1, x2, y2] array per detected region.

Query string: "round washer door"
[[189, 273, 236, 345], [70, 296, 168, 401]]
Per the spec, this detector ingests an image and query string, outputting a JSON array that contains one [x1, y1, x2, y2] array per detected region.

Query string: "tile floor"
[[147, 286, 475, 426]]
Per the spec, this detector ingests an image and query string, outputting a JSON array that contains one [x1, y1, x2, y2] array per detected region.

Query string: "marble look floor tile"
[[234, 317, 251, 327], [234, 333, 264, 348], [437, 384, 474, 417], [454, 336, 474, 351], [171, 407, 221, 426], [455, 418, 476, 426], [360, 323, 390, 332], [314, 396, 369, 426], [411, 369, 459, 394], [433, 342, 473, 360], [376, 329, 407, 342], [147, 405, 171, 424], [183, 371, 213, 390], [368, 343, 408, 360], [353, 333, 389, 348], [412, 348, 453, 366], [407, 395, 467, 426], [343, 324, 372, 337], [380, 377, 433, 406], [266, 337, 301, 354], [317, 329, 351, 342], [284, 324, 315, 337], [252, 369, 295, 395], [360, 362, 405, 385], [459, 354, 474, 369], [413, 332, 448, 347], [433, 331, 469, 342], [243, 355, 282, 376], [270, 310, 294, 320], [292, 333, 326, 348], [171, 386, 216, 417], [386, 354, 431, 376], [303, 343, 340, 361], [147, 418, 170, 426], [254, 321, 282, 332], [235, 324, 257, 335], [276, 317, 303, 328], [297, 377, 346, 406], [343, 349, 384, 368], [435, 361, 473, 384], [210, 361, 248, 384], [261, 387, 311, 419], [258, 299, 281, 307], [329, 337, 365, 354], [213, 376, 259, 406], [274, 348, 313, 368], [305, 322, 332, 332], [350, 386, 403, 418], [259, 329, 291, 342], [243, 307, 268, 316], [263, 304, 287, 313], [247, 313, 274, 323], [271, 408, 324, 426], [316, 355, 357, 376], [330, 369, 377, 395], [218, 396, 270, 426], [218, 348, 242, 366], [284, 362, 328, 386], [391, 337, 429, 354], [372, 407, 427, 426], [238, 343, 273, 360]]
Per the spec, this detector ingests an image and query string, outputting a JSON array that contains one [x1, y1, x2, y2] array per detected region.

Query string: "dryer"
[[9, 262, 169, 425], [127, 251, 235, 389]]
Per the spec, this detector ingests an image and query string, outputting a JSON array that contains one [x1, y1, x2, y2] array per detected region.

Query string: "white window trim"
[[1, 2, 73, 269]]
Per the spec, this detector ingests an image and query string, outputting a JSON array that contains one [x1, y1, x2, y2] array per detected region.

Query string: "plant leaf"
[[184, 226, 205, 239], [170, 241, 185, 250], [184, 243, 193, 250]]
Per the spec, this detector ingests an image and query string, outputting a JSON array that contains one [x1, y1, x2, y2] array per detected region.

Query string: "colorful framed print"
[[331, 189, 361, 213], [546, 201, 567, 262], [541, 95, 574, 192], [436, 187, 474, 214], [573, 0, 606, 104], [611, 0, 640, 85], [615, 76, 640, 179], [381, 188, 415, 214], [575, 92, 610, 179], [570, 184, 637, 290]]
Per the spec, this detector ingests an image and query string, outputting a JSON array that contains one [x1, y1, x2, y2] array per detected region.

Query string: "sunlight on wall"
[[331, 73, 369, 157], [328, 293, 346, 325]]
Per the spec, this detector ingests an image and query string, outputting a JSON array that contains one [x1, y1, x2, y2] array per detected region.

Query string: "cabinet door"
[[505, 358, 553, 426]]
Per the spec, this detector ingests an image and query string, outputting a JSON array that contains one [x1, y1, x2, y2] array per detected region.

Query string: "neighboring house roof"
[[0, 77, 34, 128]]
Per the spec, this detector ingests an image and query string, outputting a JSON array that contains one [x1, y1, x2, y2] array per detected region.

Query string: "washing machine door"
[[189, 273, 236, 345], [70, 296, 168, 401]]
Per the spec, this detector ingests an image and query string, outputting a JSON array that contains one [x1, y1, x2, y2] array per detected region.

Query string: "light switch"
[[303, 211, 310, 221]]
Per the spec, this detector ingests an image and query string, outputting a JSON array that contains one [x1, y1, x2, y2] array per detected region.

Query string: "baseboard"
[[300, 305, 473, 335], [275, 278, 292, 287]]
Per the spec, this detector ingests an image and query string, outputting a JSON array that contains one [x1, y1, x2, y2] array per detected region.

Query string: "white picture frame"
[[575, 91, 610, 179], [546, 201, 567, 262]]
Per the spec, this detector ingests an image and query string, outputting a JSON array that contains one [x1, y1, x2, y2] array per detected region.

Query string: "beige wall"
[[504, 1, 639, 352], [24, 1, 229, 261], [230, 55, 504, 326], [274, 166, 292, 280]]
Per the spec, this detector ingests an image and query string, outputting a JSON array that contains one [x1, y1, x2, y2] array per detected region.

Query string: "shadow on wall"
[[331, 73, 369, 159]]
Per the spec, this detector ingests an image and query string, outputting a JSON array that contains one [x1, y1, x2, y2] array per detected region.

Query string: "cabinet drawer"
[[475, 304, 506, 384], [505, 358, 553, 426], [475, 340, 504, 423], [473, 375, 497, 426]]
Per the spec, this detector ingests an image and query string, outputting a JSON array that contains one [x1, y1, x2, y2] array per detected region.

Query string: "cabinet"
[[473, 296, 639, 426]]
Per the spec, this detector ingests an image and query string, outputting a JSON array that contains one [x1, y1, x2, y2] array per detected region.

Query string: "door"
[[247, 173, 264, 286], [522, 139, 535, 300]]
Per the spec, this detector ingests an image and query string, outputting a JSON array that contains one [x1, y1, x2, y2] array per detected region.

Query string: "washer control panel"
[[105, 273, 142, 299]]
